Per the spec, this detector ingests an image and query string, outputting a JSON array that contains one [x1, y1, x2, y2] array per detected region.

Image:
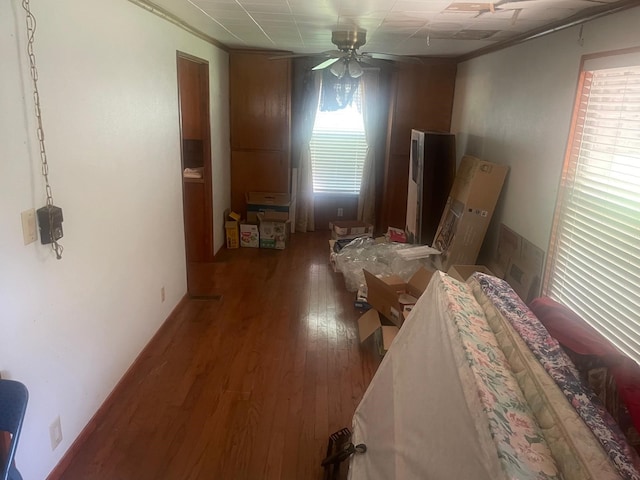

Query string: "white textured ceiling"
[[145, 0, 633, 57]]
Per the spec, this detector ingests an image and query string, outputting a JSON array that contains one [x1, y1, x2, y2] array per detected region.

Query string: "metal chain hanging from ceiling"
[[22, 0, 63, 259]]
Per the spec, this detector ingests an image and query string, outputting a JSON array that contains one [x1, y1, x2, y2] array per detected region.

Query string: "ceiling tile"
[[241, 3, 292, 14], [148, 0, 633, 57], [194, 2, 245, 13], [250, 12, 294, 21], [392, 0, 452, 12]]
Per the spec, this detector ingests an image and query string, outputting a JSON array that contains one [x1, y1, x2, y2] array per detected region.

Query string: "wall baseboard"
[[46, 294, 189, 480]]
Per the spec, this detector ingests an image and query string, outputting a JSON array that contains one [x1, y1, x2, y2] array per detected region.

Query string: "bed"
[[348, 271, 640, 480]]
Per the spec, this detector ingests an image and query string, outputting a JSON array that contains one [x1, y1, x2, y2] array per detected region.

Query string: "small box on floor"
[[225, 211, 241, 249], [258, 212, 290, 249], [357, 309, 398, 357], [240, 222, 259, 248], [330, 220, 374, 240], [363, 267, 434, 327]]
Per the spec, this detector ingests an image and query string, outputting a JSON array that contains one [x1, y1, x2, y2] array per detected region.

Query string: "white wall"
[[0, 1, 229, 478], [451, 6, 640, 259]]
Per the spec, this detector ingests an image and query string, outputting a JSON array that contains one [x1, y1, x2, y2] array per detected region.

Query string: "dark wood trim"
[[176, 50, 212, 65], [46, 295, 189, 480]]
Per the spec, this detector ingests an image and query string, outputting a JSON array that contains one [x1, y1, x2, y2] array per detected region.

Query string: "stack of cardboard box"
[[355, 155, 510, 356]]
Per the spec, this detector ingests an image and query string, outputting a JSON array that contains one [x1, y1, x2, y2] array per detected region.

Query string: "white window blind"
[[310, 87, 367, 194], [546, 61, 640, 363]]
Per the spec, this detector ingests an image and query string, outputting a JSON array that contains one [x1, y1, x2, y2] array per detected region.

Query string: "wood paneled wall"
[[313, 194, 359, 231], [380, 60, 458, 232], [229, 53, 456, 232], [230, 51, 291, 217]]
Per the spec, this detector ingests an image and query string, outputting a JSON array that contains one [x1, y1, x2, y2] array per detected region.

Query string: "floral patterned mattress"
[[439, 273, 561, 479], [473, 272, 640, 480], [350, 271, 561, 480], [350, 270, 640, 480]]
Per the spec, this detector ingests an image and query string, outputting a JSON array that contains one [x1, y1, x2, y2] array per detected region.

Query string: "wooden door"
[[177, 53, 214, 267]]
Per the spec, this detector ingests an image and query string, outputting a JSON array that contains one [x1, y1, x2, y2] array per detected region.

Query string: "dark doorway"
[[177, 52, 214, 293]]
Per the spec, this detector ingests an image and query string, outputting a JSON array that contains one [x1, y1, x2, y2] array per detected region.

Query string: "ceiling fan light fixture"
[[330, 59, 347, 78], [348, 59, 363, 78]]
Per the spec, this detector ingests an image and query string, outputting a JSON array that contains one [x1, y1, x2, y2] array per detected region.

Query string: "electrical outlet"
[[21, 209, 37, 245], [49, 416, 63, 451], [161, 286, 165, 303], [337, 208, 344, 217]]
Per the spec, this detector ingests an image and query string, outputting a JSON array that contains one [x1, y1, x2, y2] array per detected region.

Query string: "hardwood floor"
[[57, 231, 380, 480]]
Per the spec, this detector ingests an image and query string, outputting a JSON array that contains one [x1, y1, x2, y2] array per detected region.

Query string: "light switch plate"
[[21, 209, 37, 245], [49, 416, 63, 451]]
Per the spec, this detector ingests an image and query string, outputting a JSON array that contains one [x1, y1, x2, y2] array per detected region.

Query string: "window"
[[310, 86, 367, 194], [544, 52, 640, 363]]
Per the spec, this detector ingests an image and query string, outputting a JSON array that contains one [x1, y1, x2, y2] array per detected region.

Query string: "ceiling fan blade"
[[312, 57, 342, 71], [356, 57, 388, 68], [319, 50, 349, 58], [269, 53, 313, 60], [269, 50, 348, 61], [362, 52, 423, 64]]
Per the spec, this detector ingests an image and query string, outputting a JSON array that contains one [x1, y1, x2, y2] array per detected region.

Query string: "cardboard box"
[[432, 156, 509, 271], [357, 309, 399, 357], [240, 222, 259, 248], [447, 265, 494, 282], [330, 220, 374, 240], [225, 211, 241, 249], [258, 212, 290, 249], [363, 267, 434, 326], [246, 192, 291, 223]]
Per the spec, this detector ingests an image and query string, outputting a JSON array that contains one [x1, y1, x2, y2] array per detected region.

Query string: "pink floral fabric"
[[441, 274, 560, 479]]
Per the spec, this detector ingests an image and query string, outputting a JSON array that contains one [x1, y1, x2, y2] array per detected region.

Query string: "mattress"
[[469, 274, 621, 480], [473, 273, 640, 480], [349, 272, 559, 480]]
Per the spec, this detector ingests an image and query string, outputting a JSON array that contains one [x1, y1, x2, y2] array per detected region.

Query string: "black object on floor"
[[321, 427, 367, 480]]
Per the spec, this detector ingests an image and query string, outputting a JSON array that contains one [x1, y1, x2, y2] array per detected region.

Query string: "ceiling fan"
[[273, 29, 422, 79]]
